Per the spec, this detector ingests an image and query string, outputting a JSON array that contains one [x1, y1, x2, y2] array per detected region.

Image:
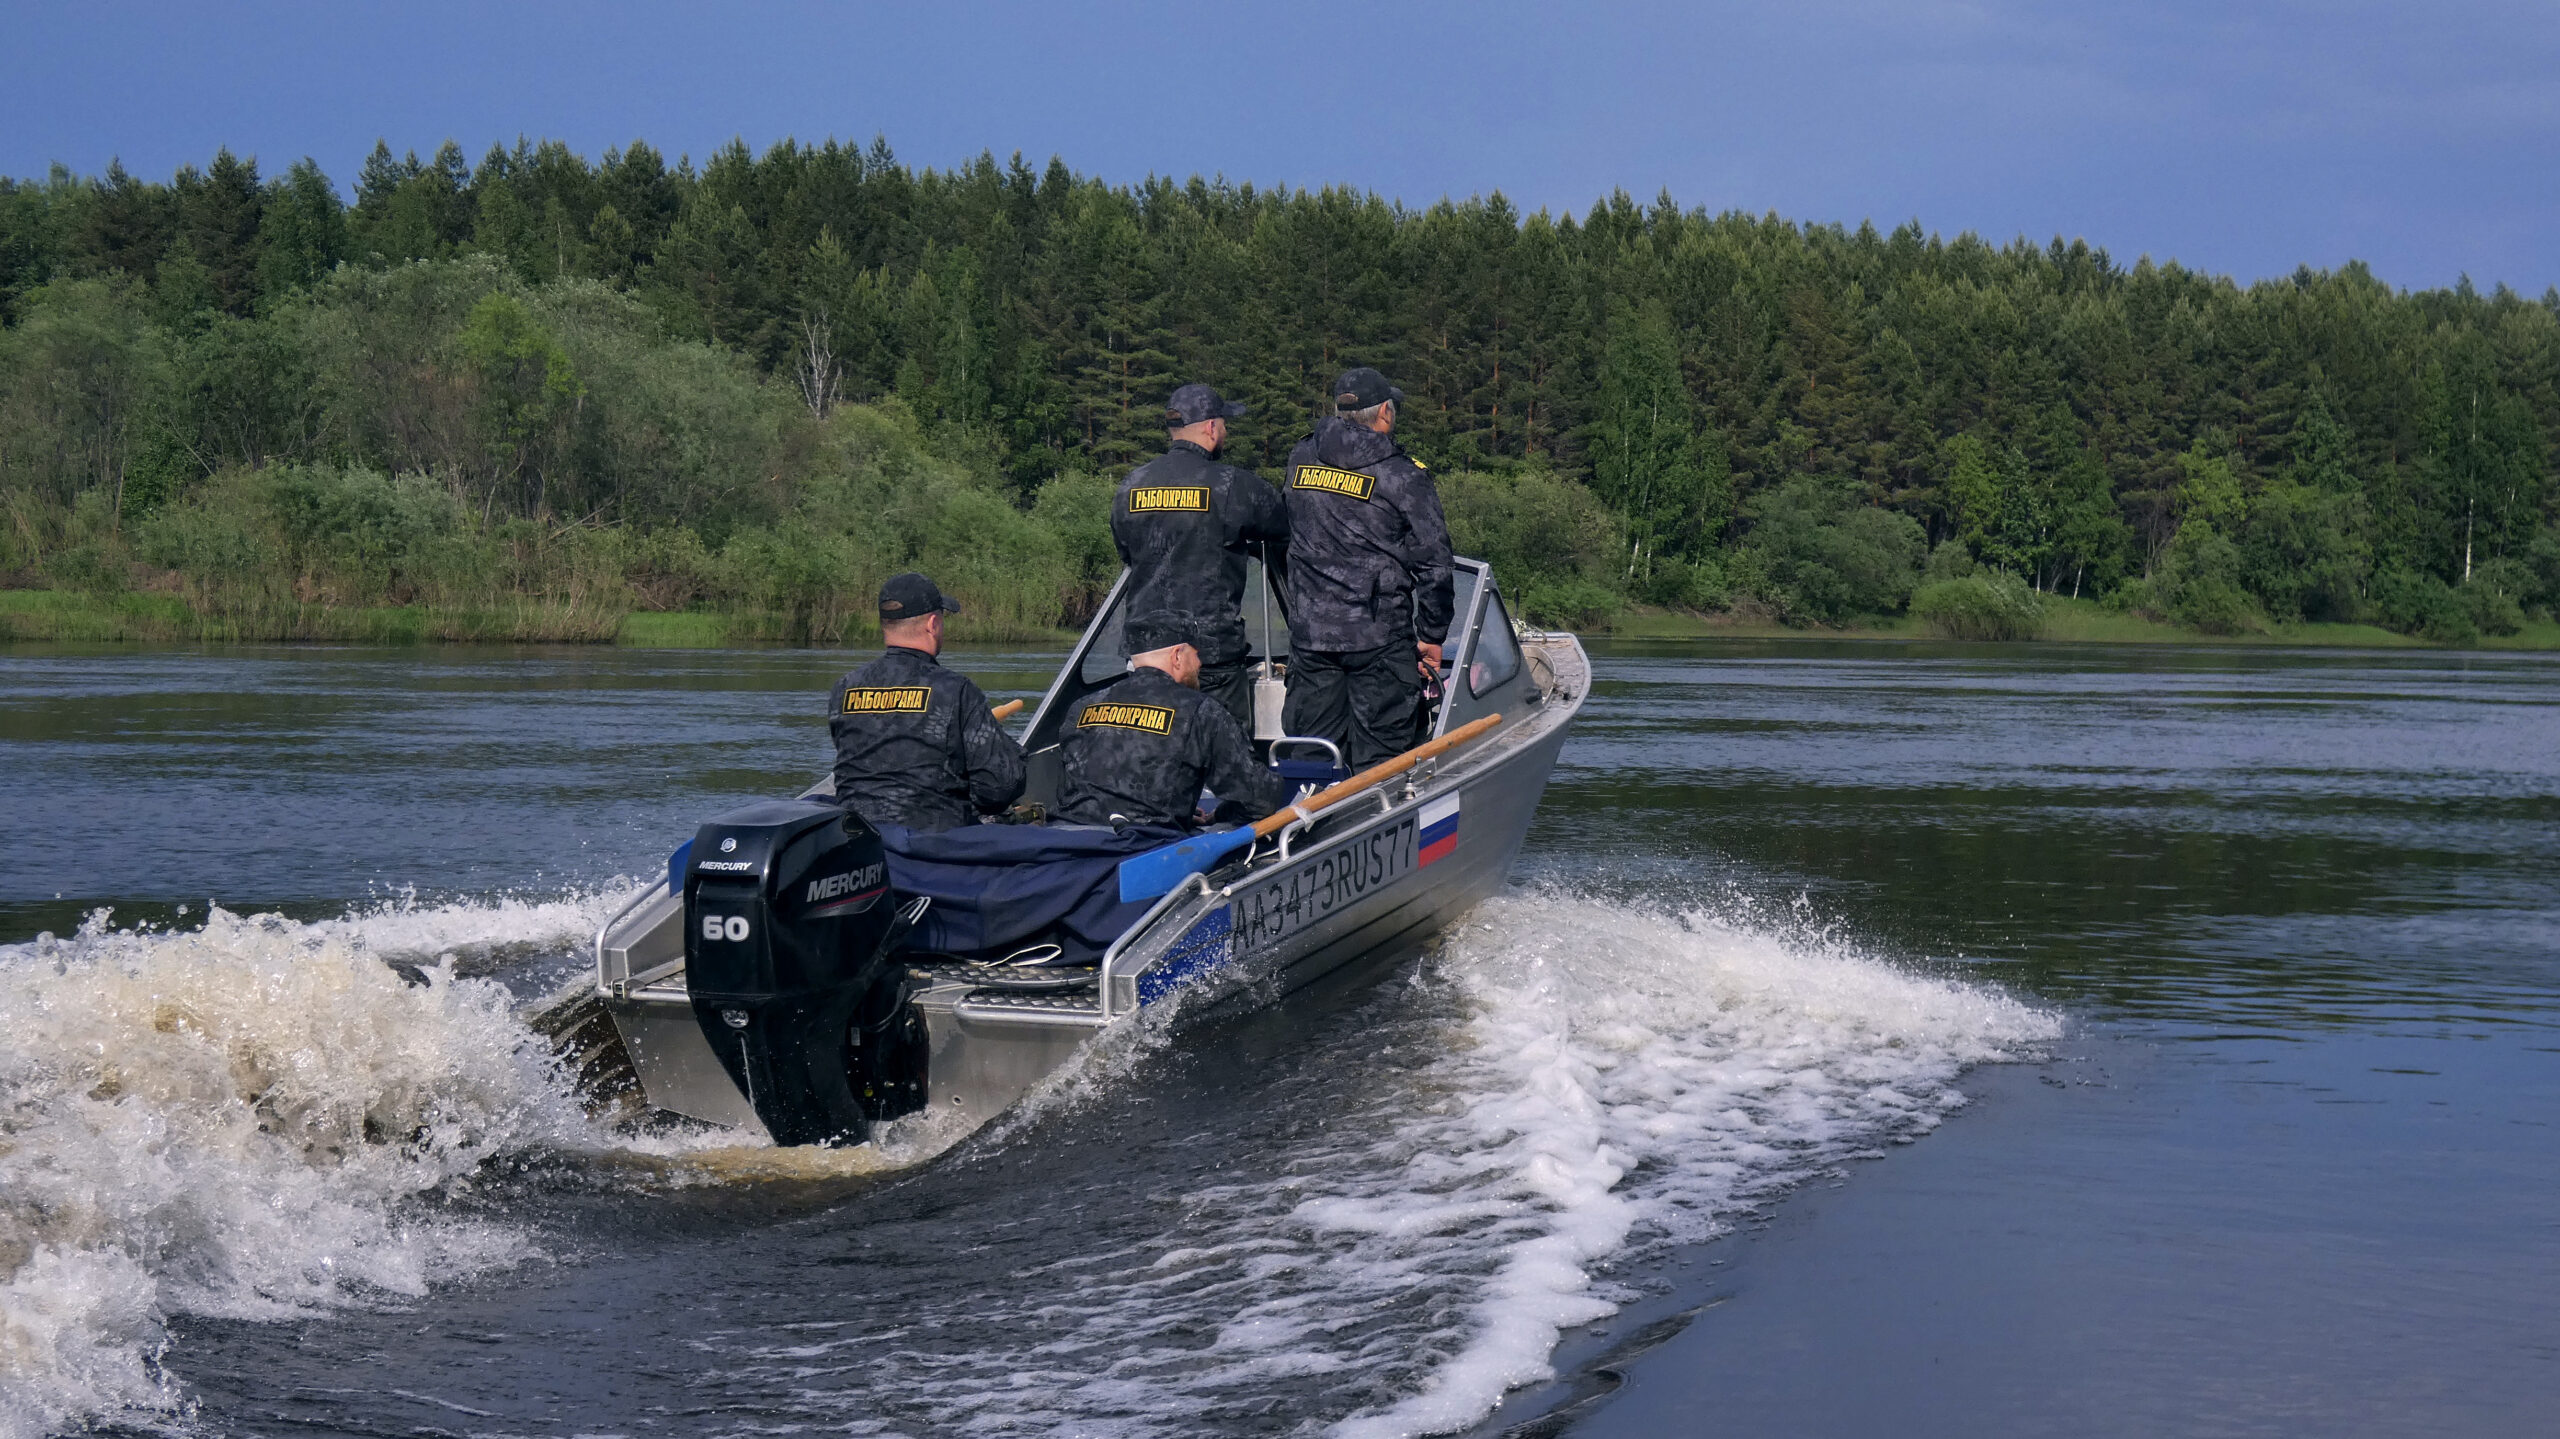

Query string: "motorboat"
[[574, 555, 1588, 1144]]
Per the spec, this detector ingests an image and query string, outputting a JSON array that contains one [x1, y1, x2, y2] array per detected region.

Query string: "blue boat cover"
[[877, 821, 1201, 963]]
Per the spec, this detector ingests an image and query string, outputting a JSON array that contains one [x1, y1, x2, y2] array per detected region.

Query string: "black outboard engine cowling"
[[683, 800, 925, 1145]]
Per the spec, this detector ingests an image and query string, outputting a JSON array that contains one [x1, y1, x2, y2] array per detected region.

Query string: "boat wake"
[[1, 883, 2056, 1439], [686, 884, 2060, 1438], [0, 891, 643, 1439], [1314, 889, 2059, 1437]]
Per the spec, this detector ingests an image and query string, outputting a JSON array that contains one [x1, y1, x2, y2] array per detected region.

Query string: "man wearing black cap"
[[1279, 366, 1456, 769], [1053, 611, 1293, 831], [827, 572, 1025, 832], [1111, 382, 1289, 732]]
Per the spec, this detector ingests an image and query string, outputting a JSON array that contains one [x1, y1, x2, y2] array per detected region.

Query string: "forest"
[[1, 136, 2555, 644]]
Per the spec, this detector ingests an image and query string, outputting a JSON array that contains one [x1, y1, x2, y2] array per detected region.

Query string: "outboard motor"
[[683, 799, 927, 1145]]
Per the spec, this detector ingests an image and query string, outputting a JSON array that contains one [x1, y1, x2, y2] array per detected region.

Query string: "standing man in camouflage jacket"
[[1278, 366, 1455, 769], [827, 572, 1025, 832], [1110, 382, 1289, 732]]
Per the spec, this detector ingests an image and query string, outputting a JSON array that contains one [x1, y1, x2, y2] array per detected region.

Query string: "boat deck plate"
[[956, 989, 1104, 1024]]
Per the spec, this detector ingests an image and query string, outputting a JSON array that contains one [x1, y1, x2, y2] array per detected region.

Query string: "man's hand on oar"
[[1116, 713, 1505, 903]]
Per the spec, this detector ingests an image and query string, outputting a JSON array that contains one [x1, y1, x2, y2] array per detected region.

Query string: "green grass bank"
[[0, 589, 1077, 647], [1601, 595, 2560, 650], [9, 586, 2554, 652]]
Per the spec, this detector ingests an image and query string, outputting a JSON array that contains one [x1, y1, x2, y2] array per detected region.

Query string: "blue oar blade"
[[1117, 826, 1257, 903]]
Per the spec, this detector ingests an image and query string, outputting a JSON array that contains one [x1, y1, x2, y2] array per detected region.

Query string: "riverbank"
[[1606, 595, 2560, 650], [0, 589, 1079, 647], [6, 586, 2555, 652]]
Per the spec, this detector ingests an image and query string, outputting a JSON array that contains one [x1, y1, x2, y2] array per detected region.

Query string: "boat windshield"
[[1025, 551, 1502, 801], [1076, 551, 1289, 687], [1467, 592, 1521, 696]]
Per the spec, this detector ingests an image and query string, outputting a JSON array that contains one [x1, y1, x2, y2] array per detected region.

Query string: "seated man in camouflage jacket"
[[1054, 612, 1292, 830], [828, 572, 1025, 831]]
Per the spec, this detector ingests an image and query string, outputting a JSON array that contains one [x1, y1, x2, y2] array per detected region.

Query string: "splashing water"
[[0, 880, 2056, 1439], [1319, 892, 2057, 1437], [689, 889, 2058, 1438], [0, 894, 623, 1439]]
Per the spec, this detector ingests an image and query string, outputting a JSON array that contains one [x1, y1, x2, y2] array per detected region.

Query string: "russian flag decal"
[[1418, 792, 1461, 867]]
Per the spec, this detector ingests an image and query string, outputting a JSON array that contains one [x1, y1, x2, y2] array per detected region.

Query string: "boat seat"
[[1269, 736, 1350, 789], [1274, 757, 1349, 787]]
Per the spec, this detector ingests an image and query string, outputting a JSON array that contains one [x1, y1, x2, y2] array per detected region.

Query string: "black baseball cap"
[[879, 572, 961, 620], [1122, 611, 1195, 655], [1165, 382, 1248, 427], [1333, 366, 1405, 411]]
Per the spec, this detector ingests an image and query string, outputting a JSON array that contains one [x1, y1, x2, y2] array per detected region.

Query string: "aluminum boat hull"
[[593, 563, 1585, 1141]]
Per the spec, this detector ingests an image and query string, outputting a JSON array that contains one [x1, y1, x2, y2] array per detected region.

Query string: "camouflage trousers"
[[1280, 639, 1425, 770]]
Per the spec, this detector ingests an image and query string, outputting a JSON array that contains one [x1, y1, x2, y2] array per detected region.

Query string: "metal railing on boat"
[[1097, 871, 1211, 1021], [594, 878, 672, 998]]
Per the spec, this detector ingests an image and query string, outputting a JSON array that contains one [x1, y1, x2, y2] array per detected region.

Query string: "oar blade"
[[1117, 827, 1256, 903]]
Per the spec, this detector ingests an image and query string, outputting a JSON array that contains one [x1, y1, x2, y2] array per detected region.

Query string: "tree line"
[[2, 136, 2554, 642]]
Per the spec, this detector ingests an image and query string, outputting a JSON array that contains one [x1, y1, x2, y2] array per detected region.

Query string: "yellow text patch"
[[842, 686, 931, 715], [1079, 701, 1176, 735], [1129, 486, 1210, 513], [1292, 464, 1376, 501]]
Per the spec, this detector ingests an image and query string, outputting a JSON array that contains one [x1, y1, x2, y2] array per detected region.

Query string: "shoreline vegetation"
[[4, 138, 2556, 653], [7, 584, 2555, 652]]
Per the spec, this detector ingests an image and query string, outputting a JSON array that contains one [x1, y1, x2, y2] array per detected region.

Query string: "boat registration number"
[[1235, 813, 1418, 952]]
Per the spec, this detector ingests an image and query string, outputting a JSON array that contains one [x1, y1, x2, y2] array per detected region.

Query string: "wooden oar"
[[1116, 713, 1504, 902], [990, 698, 1026, 720]]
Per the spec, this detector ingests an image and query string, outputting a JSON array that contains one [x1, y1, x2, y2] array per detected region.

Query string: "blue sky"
[[9, 1, 2556, 293]]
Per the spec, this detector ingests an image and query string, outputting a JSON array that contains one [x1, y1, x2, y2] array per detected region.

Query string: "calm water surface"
[[0, 639, 2552, 1438]]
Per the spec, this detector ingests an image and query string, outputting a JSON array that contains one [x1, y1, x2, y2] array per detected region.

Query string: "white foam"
[[1, 881, 2059, 1439], [1321, 892, 2057, 1438], [0, 895, 624, 1439], [708, 887, 2056, 1438]]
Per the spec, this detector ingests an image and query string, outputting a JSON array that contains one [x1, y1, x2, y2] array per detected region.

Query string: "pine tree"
[[255, 158, 346, 298], [171, 149, 263, 315]]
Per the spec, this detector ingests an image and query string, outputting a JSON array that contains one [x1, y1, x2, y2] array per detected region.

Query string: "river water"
[[1, 640, 2553, 1437]]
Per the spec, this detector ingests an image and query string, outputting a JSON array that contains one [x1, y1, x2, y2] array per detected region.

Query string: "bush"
[[2153, 521, 2258, 635], [1912, 571, 2046, 641], [1739, 476, 1926, 623], [2170, 575, 2256, 635], [619, 526, 721, 611], [2369, 567, 2477, 645], [134, 471, 274, 586], [43, 541, 125, 594], [1922, 539, 1977, 583], [1030, 469, 1119, 624], [1516, 576, 1623, 629], [268, 465, 466, 582], [1438, 461, 1625, 613], [695, 403, 1083, 642], [2240, 480, 2368, 622], [2528, 531, 2560, 617], [715, 518, 869, 641], [2458, 559, 2530, 637], [1641, 551, 1733, 611]]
